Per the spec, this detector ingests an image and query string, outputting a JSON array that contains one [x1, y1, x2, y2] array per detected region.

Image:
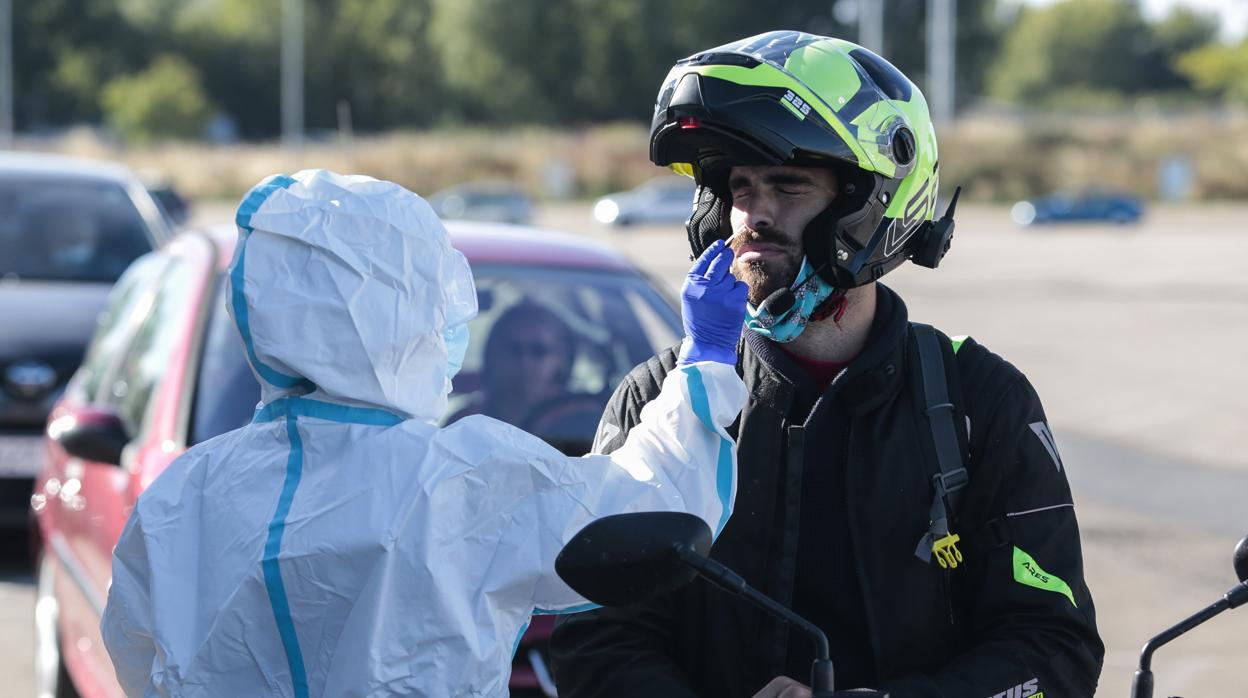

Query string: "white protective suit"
[[100, 169, 746, 698]]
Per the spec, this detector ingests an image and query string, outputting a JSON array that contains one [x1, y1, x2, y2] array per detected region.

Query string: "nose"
[[738, 193, 776, 234]]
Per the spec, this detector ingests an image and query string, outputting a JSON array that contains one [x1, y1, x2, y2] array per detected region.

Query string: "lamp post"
[[281, 0, 303, 149]]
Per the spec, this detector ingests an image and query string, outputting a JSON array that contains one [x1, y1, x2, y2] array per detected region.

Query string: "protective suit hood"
[[228, 169, 477, 422]]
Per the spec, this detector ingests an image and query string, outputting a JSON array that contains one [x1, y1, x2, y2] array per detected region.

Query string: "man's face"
[[492, 321, 569, 404], [727, 165, 837, 305]]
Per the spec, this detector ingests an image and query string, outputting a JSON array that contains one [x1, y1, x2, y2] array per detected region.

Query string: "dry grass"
[[29, 111, 1248, 203]]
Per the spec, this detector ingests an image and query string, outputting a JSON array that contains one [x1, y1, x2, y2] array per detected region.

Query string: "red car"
[[31, 220, 681, 698]]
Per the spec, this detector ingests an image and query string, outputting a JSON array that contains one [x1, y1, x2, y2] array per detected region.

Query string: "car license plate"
[[0, 434, 45, 478]]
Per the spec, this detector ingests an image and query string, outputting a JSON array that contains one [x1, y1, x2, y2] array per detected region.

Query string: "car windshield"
[[447, 264, 681, 454], [0, 178, 152, 283], [190, 264, 681, 456]]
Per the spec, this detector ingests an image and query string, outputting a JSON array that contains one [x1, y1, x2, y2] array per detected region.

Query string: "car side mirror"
[[47, 407, 131, 466], [555, 511, 711, 606]]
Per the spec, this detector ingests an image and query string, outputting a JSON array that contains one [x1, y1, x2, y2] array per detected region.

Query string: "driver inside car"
[[100, 168, 749, 697], [448, 300, 578, 427]]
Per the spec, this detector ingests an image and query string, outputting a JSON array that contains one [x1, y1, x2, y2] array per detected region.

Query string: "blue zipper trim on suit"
[[253, 396, 404, 426], [683, 364, 735, 537], [254, 401, 400, 695], [262, 415, 311, 698], [533, 602, 599, 615], [511, 619, 532, 659], [230, 174, 315, 391]]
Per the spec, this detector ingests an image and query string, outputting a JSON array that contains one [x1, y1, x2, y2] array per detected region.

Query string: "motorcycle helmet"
[[650, 31, 956, 291]]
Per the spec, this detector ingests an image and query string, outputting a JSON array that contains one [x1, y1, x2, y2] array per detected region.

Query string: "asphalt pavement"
[[1, 201, 1244, 696]]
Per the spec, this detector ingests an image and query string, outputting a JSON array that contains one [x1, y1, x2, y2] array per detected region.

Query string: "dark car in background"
[[1011, 191, 1144, 226], [31, 220, 680, 698], [0, 153, 172, 530], [139, 171, 193, 228]]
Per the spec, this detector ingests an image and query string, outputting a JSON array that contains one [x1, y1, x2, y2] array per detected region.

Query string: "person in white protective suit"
[[100, 168, 749, 698]]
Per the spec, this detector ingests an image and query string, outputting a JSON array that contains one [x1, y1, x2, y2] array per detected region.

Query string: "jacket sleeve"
[[879, 373, 1104, 698], [100, 508, 157, 698], [458, 358, 744, 616], [550, 353, 704, 698]]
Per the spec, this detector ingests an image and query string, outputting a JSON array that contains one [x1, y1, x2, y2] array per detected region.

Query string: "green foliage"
[[8, 0, 1228, 138], [1177, 41, 1248, 102], [13, 0, 144, 125], [102, 55, 215, 142], [990, 0, 1148, 103], [429, 0, 580, 123], [874, 0, 1001, 114], [988, 0, 1216, 106]]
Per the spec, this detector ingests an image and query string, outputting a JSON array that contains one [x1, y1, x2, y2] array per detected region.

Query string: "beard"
[[730, 231, 802, 306]]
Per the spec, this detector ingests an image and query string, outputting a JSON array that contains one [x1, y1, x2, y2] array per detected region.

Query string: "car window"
[[0, 178, 154, 283], [76, 253, 168, 403], [102, 257, 197, 437], [188, 278, 261, 445], [162, 264, 680, 456], [445, 265, 681, 455]]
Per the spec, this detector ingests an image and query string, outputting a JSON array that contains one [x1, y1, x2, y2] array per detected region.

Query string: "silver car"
[[429, 182, 534, 225], [593, 176, 697, 227], [0, 152, 172, 528]]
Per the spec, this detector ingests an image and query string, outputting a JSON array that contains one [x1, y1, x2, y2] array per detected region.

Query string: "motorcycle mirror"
[[1234, 534, 1248, 583], [555, 512, 712, 607]]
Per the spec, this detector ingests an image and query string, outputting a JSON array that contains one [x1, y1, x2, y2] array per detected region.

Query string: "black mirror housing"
[[48, 409, 131, 466], [1234, 534, 1248, 584], [556, 511, 712, 607]]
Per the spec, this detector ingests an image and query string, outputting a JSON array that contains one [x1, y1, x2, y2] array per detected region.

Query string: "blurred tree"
[[1177, 40, 1248, 102], [879, 0, 1001, 112], [428, 0, 853, 124], [989, 0, 1152, 104], [164, 0, 283, 139], [1147, 6, 1219, 91], [988, 0, 1216, 106], [101, 54, 215, 142], [304, 0, 445, 131], [12, 0, 147, 129]]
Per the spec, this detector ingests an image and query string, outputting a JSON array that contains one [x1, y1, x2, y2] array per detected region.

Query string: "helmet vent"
[[892, 128, 916, 166], [848, 48, 912, 101], [670, 73, 705, 109]]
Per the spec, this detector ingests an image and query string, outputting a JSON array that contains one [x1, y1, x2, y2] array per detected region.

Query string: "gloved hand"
[[678, 239, 748, 366]]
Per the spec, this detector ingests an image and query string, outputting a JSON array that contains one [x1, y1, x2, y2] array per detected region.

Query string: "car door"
[[36, 250, 168, 697], [52, 238, 212, 695]]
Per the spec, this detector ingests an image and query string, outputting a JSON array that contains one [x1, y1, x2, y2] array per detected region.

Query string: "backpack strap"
[[911, 323, 969, 569]]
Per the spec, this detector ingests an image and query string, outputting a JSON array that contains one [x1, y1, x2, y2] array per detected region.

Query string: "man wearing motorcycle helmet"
[[551, 31, 1103, 698]]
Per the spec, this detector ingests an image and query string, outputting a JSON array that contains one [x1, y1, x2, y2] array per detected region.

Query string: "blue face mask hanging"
[[744, 257, 838, 343], [444, 322, 470, 380]]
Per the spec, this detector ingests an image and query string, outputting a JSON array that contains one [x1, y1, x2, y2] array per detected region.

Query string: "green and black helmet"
[[651, 31, 956, 289]]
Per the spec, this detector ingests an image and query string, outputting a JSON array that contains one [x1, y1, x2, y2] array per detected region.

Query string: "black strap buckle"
[[933, 467, 969, 495]]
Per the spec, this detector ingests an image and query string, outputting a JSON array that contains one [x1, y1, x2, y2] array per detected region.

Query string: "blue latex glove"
[[678, 239, 748, 366]]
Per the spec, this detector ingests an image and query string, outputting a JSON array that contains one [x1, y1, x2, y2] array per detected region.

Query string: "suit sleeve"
[[550, 356, 704, 698], [879, 375, 1104, 698], [453, 359, 742, 617], [100, 508, 158, 698]]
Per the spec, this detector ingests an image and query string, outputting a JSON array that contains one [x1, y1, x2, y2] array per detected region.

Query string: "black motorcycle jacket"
[[550, 284, 1104, 698]]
